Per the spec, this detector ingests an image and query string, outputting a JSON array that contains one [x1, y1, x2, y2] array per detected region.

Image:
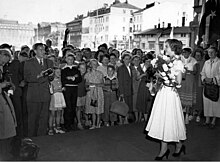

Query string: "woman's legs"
[[211, 117, 216, 125], [158, 141, 168, 156], [174, 141, 183, 153], [56, 110, 62, 128]]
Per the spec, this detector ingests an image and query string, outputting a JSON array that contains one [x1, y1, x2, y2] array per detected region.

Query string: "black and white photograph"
[[0, 0, 220, 161]]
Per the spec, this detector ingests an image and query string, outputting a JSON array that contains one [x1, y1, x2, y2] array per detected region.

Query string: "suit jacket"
[[117, 64, 133, 97], [6, 59, 23, 96], [24, 57, 54, 102]]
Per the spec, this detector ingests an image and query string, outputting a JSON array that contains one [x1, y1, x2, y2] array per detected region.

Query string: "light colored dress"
[[49, 78, 66, 110], [179, 56, 197, 107], [85, 70, 104, 115], [146, 59, 186, 142], [201, 57, 220, 118]]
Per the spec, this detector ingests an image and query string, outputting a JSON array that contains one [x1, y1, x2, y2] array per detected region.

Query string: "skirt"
[[50, 92, 66, 111], [146, 86, 186, 142]]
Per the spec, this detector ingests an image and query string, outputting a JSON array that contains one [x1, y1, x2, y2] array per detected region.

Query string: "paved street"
[[30, 119, 220, 161]]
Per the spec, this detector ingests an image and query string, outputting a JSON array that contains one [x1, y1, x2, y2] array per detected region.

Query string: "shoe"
[[48, 129, 54, 136], [196, 116, 200, 122], [89, 125, 96, 130], [202, 122, 210, 127], [85, 121, 91, 127], [77, 123, 84, 130], [155, 149, 170, 161], [188, 115, 194, 121], [209, 123, 215, 129], [172, 145, 186, 157], [54, 127, 65, 134]]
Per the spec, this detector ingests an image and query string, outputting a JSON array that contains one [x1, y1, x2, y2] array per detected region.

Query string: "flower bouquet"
[[149, 54, 180, 95]]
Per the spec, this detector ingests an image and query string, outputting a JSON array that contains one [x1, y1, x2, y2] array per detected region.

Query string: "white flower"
[[171, 79, 176, 83], [164, 80, 170, 84], [162, 64, 169, 72], [162, 55, 169, 61], [168, 62, 174, 68], [168, 73, 175, 79], [160, 72, 166, 77], [151, 58, 157, 67], [163, 76, 168, 81]]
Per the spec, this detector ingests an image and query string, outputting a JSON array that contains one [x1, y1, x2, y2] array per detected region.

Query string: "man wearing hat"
[[24, 43, 54, 137]]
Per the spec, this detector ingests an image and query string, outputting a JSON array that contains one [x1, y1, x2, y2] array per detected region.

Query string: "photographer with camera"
[[24, 43, 54, 137], [0, 48, 17, 160]]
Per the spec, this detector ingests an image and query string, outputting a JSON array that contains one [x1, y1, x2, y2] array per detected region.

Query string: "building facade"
[[35, 22, 66, 47], [134, 26, 191, 51], [0, 19, 35, 49], [88, 0, 140, 50]]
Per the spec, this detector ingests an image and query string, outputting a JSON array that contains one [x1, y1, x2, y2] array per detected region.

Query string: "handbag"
[[204, 78, 219, 102], [110, 96, 129, 116], [90, 86, 98, 107]]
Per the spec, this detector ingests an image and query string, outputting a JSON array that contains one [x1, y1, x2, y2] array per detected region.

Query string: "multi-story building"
[[35, 22, 66, 46], [134, 25, 191, 51], [81, 16, 93, 48], [88, 0, 140, 50], [0, 19, 35, 49]]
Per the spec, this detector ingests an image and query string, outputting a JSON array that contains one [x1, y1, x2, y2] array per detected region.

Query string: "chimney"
[[182, 12, 186, 27], [154, 25, 157, 29], [125, 0, 128, 4], [167, 23, 171, 28], [162, 22, 165, 28], [158, 23, 160, 29]]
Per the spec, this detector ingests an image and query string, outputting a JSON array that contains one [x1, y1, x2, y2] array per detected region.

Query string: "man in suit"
[[117, 52, 134, 124], [24, 43, 54, 137]]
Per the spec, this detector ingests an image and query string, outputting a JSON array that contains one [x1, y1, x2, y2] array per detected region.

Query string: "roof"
[[133, 2, 155, 14], [136, 26, 191, 35], [111, 2, 140, 10]]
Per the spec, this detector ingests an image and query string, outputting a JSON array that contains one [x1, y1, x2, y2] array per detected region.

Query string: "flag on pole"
[[169, 26, 174, 39], [198, 0, 220, 45]]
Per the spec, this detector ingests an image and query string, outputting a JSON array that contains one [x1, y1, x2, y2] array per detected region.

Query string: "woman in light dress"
[[200, 46, 220, 128], [146, 39, 186, 160]]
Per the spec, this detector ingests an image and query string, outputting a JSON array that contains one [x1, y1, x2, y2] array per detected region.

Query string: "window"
[[130, 27, 132, 32], [123, 36, 126, 40], [123, 17, 125, 22], [123, 27, 125, 32], [123, 9, 126, 14], [181, 33, 186, 37], [105, 26, 109, 32], [106, 16, 109, 22]]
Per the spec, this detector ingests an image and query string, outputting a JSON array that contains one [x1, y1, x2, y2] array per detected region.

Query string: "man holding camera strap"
[[24, 43, 54, 137]]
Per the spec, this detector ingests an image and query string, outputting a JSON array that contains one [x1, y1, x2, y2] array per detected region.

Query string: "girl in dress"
[[48, 67, 66, 135], [85, 59, 104, 129], [146, 39, 186, 160]]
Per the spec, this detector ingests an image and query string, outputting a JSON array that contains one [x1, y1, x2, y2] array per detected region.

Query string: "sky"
[[0, 0, 193, 25]]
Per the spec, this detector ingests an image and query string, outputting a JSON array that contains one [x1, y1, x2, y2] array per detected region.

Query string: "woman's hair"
[[143, 53, 154, 62], [99, 54, 110, 63], [192, 48, 204, 58], [165, 39, 183, 55], [107, 64, 116, 71]]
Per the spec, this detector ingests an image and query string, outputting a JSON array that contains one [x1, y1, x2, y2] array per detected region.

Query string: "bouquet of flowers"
[[149, 54, 180, 95]]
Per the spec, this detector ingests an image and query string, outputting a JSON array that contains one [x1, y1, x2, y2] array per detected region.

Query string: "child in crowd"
[[76, 62, 87, 130], [48, 67, 66, 135], [102, 65, 118, 126]]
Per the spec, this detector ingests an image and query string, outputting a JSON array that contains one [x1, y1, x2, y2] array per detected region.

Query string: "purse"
[[110, 96, 129, 116], [204, 78, 219, 102], [90, 87, 98, 107]]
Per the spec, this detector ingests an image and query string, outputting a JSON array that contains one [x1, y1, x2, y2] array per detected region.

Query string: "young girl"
[[102, 65, 118, 126], [76, 62, 87, 130], [48, 67, 66, 135]]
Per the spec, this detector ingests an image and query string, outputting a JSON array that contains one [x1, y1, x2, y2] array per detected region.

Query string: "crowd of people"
[[0, 35, 220, 160]]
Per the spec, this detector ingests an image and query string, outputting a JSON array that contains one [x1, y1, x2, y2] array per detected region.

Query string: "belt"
[[65, 84, 78, 87]]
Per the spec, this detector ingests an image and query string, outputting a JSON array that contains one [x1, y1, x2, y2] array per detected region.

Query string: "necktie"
[[211, 60, 214, 69], [40, 59, 43, 66]]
